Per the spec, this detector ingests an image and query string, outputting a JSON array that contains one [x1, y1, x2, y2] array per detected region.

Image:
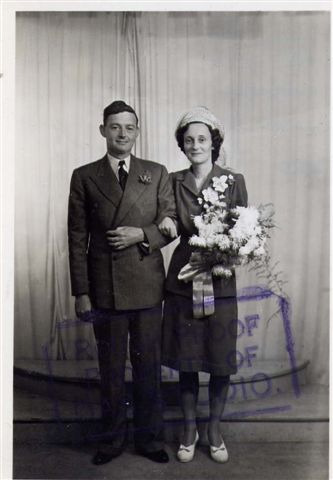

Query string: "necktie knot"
[[118, 160, 128, 190]]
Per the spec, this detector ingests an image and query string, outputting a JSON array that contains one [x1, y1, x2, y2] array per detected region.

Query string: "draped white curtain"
[[15, 11, 329, 384]]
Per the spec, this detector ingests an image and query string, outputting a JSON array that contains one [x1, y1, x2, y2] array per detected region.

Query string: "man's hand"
[[106, 226, 145, 250], [158, 217, 178, 239], [75, 294, 92, 319]]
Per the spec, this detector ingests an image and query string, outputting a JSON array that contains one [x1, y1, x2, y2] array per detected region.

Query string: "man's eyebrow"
[[110, 122, 136, 126]]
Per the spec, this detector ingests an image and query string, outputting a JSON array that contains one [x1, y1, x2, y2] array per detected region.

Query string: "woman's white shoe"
[[177, 431, 199, 462], [210, 437, 229, 463]]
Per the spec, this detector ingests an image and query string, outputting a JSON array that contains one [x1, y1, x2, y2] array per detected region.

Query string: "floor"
[[12, 375, 329, 480], [13, 441, 328, 480], [14, 384, 329, 423]]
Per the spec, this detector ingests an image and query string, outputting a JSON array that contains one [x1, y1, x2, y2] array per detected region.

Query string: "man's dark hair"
[[175, 122, 223, 163], [103, 100, 139, 126]]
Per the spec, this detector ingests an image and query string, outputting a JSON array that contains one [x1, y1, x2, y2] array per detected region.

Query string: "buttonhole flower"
[[138, 170, 152, 184]]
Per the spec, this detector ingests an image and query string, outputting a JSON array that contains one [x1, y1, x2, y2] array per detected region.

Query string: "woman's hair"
[[175, 122, 224, 163]]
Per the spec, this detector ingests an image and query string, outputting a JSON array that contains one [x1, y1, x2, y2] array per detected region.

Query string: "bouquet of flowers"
[[178, 174, 275, 317], [179, 174, 274, 280]]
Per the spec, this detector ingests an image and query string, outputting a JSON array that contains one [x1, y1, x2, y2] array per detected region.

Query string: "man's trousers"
[[92, 304, 164, 452]]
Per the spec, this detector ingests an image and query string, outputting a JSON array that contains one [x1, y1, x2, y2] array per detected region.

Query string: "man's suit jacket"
[[165, 163, 248, 299], [68, 154, 176, 310]]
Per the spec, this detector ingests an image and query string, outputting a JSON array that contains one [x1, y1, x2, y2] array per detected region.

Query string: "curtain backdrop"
[[15, 11, 330, 384]]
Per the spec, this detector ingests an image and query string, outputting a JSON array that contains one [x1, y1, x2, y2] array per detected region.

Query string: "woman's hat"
[[175, 106, 225, 138]]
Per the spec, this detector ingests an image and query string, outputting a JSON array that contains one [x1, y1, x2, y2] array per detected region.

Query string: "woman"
[[159, 107, 248, 463]]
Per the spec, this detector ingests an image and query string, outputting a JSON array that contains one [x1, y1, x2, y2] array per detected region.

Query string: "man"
[[68, 101, 177, 465]]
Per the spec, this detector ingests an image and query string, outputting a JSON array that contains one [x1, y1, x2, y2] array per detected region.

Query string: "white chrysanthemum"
[[253, 245, 266, 257], [212, 265, 233, 278], [212, 175, 229, 193], [197, 223, 214, 238], [189, 235, 207, 248], [247, 236, 260, 250], [211, 217, 226, 233], [195, 216, 226, 240], [230, 206, 260, 242], [206, 235, 219, 249], [202, 187, 219, 205], [216, 234, 231, 251], [193, 215, 205, 230], [239, 236, 260, 256], [239, 244, 250, 256]]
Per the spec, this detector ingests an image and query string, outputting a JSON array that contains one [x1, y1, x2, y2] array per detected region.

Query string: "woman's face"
[[183, 123, 213, 166]]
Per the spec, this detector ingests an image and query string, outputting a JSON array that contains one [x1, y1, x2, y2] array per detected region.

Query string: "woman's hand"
[[190, 250, 228, 269], [189, 251, 207, 268], [158, 217, 178, 239]]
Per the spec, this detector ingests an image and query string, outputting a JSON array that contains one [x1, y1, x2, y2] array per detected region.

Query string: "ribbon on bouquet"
[[178, 263, 215, 319]]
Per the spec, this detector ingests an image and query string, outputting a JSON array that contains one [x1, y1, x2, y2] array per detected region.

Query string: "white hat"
[[175, 106, 225, 138]]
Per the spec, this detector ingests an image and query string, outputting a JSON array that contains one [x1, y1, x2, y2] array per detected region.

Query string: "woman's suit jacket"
[[165, 163, 248, 299]]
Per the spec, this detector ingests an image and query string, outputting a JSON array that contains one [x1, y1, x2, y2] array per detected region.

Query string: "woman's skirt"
[[162, 293, 239, 375]]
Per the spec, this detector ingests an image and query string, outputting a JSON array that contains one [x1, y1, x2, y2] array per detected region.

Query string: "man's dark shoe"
[[136, 448, 169, 463], [92, 447, 123, 465]]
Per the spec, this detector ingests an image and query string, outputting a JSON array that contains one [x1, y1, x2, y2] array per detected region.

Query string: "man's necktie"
[[118, 160, 128, 191]]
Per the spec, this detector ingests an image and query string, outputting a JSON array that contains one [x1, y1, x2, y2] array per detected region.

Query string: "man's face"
[[100, 111, 139, 158]]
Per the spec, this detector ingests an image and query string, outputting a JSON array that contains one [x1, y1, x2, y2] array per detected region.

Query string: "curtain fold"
[[15, 11, 329, 384]]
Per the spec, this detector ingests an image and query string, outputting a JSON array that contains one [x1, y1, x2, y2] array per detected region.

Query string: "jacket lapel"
[[112, 155, 148, 227], [89, 155, 123, 208], [199, 163, 224, 192], [181, 169, 199, 196], [181, 163, 224, 197]]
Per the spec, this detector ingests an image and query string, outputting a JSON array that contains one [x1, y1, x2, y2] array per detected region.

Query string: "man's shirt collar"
[[107, 153, 131, 178]]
